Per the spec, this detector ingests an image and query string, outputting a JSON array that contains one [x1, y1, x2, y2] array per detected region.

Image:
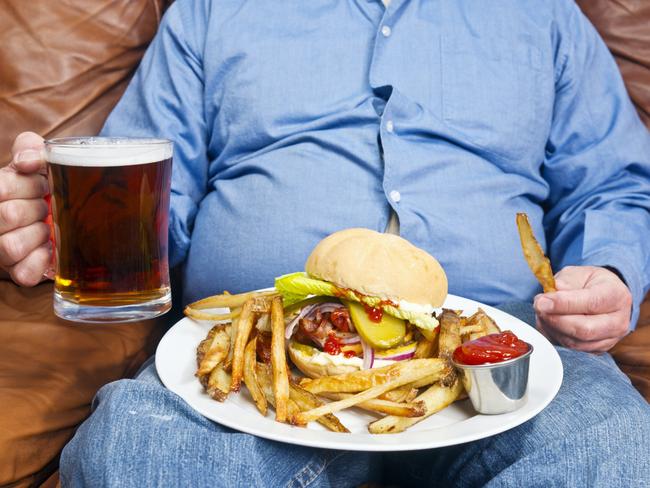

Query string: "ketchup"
[[323, 334, 342, 355], [363, 303, 384, 323], [453, 331, 530, 365]]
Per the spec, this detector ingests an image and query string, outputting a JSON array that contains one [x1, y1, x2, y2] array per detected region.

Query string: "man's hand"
[[0, 132, 52, 286], [533, 265, 632, 353]]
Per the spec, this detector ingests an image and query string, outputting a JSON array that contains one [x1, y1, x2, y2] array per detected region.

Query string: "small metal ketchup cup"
[[452, 344, 533, 415]]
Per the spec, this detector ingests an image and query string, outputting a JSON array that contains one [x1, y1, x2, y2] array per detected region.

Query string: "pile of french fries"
[[189, 291, 501, 434]]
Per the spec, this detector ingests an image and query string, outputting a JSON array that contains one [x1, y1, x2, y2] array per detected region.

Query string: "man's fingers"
[[536, 321, 621, 353], [7, 242, 52, 287], [538, 310, 628, 344], [10, 132, 46, 174], [0, 169, 49, 201], [0, 222, 50, 267], [0, 199, 49, 234], [534, 287, 624, 316]]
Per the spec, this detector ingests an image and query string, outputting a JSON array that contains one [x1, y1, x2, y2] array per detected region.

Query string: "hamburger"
[[275, 228, 447, 377]]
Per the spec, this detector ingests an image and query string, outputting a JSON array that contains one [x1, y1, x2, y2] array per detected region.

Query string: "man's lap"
[[60, 304, 650, 487]]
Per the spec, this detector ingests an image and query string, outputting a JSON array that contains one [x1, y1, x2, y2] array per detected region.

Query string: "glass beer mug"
[[45, 137, 173, 323]]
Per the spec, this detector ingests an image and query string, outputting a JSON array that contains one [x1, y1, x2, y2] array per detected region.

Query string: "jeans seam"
[[286, 451, 347, 488]]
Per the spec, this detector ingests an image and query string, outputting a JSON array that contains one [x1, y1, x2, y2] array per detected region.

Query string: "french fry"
[[294, 360, 448, 424], [255, 313, 271, 333], [243, 337, 267, 416], [321, 392, 426, 417], [516, 212, 556, 293], [196, 326, 216, 367], [462, 308, 501, 342], [437, 309, 462, 387], [196, 324, 231, 376], [250, 296, 272, 313], [380, 386, 417, 403], [185, 307, 240, 322], [187, 290, 278, 310], [414, 331, 438, 359], [473, 308, 501, 335], [290, 385, 349, 433], [230, 299, 256, 392], [460, 324, 484, 336], [256, 364, 305, 426], [368, 379, 464, 434], [438, 309, 461, 360], [207, 364, 232, 402], [300, 358, 448, 395], [271, 296, 290, 422], [223, 314, 239, 371]]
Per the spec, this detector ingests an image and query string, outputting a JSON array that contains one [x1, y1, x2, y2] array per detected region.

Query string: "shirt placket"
[[369, 0, 405, 232]]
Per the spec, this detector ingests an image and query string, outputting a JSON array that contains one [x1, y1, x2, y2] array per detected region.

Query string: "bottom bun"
[[288, 341, 361, 378]]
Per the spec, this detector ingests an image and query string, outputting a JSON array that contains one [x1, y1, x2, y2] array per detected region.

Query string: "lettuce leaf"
[[274, 272, 439, 330]]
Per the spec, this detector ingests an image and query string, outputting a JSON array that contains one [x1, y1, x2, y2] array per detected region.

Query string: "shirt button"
[[389, 190, 401, 203], [386, 120, 394, 133], [381, 25, 392, 37]]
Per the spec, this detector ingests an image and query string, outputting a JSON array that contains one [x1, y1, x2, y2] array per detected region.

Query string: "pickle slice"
[[346, 301, 406, 349]]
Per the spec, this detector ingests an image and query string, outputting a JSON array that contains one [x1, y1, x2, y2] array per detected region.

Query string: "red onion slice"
[[375, 343, 417, 361], [284, 303, 318, 339], [361, 339, 374, 370], [378, 351, 415, 361], [337, 333, 361, 345]]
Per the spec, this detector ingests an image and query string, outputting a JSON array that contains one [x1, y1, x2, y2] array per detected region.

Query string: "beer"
[[45, 138, 173, 322]]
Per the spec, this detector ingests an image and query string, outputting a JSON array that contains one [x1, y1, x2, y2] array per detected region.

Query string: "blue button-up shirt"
[[102, 0, 650, 327]]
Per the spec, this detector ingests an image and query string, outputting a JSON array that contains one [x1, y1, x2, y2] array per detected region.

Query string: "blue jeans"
[[60, 303, 650, 487]]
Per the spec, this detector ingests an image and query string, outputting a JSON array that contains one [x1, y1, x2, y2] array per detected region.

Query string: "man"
[[2, 0, 649, 486]]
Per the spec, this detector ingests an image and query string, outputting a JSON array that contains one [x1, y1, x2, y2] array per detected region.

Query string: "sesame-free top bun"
[[305, 228, 448, 307]]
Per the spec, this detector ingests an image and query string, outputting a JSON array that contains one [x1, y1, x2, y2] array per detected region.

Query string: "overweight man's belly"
[[182, 178, 541, 307]]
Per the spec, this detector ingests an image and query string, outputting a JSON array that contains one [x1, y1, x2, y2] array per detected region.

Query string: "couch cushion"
[[0, 1, 172, 485], [576, 0, 650, 127], [0, 282, 167, 487], [0, 0, 170, 166]]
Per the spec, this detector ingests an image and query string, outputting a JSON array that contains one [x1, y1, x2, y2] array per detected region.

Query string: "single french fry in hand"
[[321, 392, 426, 417], [196, 324, 231, 376], [187, 290, 278, 310], [207, 364, 232, 402], [516, 212, 556, 293], [230, 299, 256, 392], [290, 385, 349, 433], [368, 379, 464, 434], [300, 358, 448, 395], [294, 360, 447, 424], [271, 296, 290, 422], [243, 337, 268, 416]]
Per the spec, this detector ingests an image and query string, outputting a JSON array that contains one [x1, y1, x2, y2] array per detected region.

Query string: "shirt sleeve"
[[100, 0, 210, 268], [543, 2, 650, 329]]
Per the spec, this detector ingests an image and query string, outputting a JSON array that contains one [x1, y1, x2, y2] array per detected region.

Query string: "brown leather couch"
[[0, 1, 648, 487]]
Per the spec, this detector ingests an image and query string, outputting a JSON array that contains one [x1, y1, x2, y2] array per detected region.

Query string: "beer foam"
[[45, 138, 173, 167]]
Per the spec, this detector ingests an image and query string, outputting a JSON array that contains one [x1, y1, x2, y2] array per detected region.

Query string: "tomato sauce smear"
[[453, 331, 530, 365]]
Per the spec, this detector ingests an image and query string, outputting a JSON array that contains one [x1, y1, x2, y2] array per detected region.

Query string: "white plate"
[[156, 294, 563, 451]]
